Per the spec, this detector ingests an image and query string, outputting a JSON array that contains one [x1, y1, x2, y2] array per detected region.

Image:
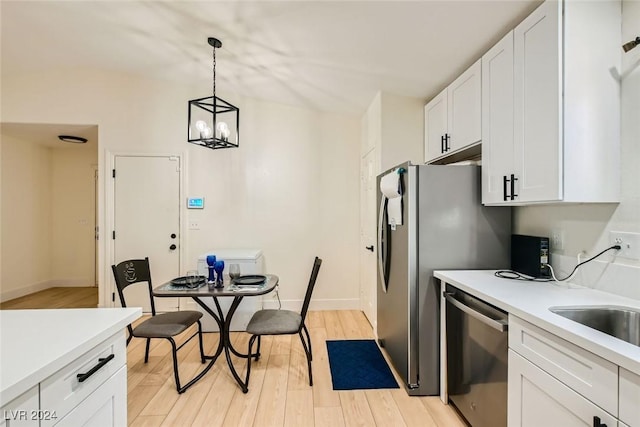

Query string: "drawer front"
[[509, 316, 618, 415], [40, 331, 126, 427], [53, 365, 126, 427], [620, 368, 640, 426]]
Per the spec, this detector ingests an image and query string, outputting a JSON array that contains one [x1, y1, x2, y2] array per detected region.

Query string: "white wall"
[[51, 147, 97, 286], [1, 67, 361, 309], [514, 0, 640, 299], [0, 134, 52, 300]]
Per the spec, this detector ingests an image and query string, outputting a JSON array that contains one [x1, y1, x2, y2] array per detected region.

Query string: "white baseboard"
[[0, 281, 53, 303], [48, 278, 95, 287]]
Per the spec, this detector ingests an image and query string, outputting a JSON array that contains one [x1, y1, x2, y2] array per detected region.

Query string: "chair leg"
[[246, 335, 259, 388], [303, 324, 313, 362], [167, 337, 182, 392], [255, 335, 262, 361], [144, 338, 151, 363], [197, 320, 206, 363], [298, 330, 313, 386]]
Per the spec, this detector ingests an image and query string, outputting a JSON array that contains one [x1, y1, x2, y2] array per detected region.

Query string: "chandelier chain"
[[212, 44, 216, 99]]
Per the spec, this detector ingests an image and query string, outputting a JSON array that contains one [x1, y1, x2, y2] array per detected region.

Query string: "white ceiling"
[[1, 0, 541, 117]]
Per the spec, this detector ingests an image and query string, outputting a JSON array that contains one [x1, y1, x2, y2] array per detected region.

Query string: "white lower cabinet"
[[509, 315, 640, 427], [508, 350, 616, 427], [1, 386, 39, 427], [1, 331, 127, 427], [620, 368, 640, 426]]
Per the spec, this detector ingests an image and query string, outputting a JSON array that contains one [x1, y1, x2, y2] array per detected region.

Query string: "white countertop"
[[0, 307, 141, 404], [434, 270, 640, 375]]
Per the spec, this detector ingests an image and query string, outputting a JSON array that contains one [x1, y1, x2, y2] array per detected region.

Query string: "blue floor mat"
[[326, 339, 399, 390]]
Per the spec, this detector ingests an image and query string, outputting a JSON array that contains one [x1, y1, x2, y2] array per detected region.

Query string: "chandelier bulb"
[[195, 120, 207, 132]]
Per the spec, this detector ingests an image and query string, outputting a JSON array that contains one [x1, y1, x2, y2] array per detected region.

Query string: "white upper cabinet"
[[424, 59, 482, 163], [482, 0, 621, 205], [481, 31, 515, 204]]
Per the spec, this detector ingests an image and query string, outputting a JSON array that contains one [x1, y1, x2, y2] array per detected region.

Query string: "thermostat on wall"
[[187, 197, 204, 209]]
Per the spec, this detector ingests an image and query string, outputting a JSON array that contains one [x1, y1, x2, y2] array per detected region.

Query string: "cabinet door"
[[0, 387, 39, 427], [53, 365, 126, 427], [424, 89, 448, 163], [620, 368, 640, 427], [482, 31, 514, 205], [508, 350, 616, 427], [448, 59, 482, 153], [513, 0, 562, 202]]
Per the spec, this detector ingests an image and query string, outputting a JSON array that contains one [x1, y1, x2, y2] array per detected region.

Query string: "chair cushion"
[[133, 310, 203, 338], [246, 309, 302, 335]]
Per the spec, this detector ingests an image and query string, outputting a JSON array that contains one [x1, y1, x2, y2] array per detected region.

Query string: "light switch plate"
[[610, 231, 640, 260]]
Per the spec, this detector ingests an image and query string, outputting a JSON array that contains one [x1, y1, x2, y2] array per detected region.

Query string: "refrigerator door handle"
[[378, 196, 389, 293]]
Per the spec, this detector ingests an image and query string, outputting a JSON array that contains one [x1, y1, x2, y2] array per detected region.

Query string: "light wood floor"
[[127, 311, 466, 427], [1, 288, 466, 426], [0, 286, 98, 309]]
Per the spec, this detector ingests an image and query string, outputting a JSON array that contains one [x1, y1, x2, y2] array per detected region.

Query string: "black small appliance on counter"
[[511, 234, 551, 278]]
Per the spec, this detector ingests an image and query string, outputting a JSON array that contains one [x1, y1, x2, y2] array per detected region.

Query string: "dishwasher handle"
[[444, 292, 508, 332]]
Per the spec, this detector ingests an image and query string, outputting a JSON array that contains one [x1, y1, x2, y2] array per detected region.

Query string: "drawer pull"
[[76, 354, 115, 383], [593, 416, 607, 427]]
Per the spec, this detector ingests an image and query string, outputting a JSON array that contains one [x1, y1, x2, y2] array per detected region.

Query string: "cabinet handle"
[[593, 416, 607, 427], [509, 174, 518, 200], [503, 175, 509, 201], [441, 135, 445, 153], [445, 133, 450, 151], [365, 245, 374, 252], [77, 354, 115, 383]]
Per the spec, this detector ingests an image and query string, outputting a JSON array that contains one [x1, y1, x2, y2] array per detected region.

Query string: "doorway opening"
[[0, 122, 99, 307]]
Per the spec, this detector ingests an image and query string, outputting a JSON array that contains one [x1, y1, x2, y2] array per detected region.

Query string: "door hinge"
[[112, 169, 116, 178], [112, 292, 115, 302], [112, 231, 116, 239]]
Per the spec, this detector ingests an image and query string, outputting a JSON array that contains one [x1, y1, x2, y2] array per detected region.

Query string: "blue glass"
[[206, 255, 217, 282], [214, 260, 225, 287]]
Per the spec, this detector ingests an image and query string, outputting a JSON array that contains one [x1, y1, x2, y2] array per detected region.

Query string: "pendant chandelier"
[[188, 37, 239, 149]]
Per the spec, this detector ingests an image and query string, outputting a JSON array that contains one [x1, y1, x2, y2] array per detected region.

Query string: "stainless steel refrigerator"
[[376, 162, 511, 395]]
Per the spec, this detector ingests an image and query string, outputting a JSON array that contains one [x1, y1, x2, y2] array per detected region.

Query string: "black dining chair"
[[111, 257, 206, 393], [244, 257, 322, 389]]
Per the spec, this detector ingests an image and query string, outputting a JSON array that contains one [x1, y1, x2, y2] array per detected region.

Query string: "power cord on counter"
[[494, 244, 621, 283]]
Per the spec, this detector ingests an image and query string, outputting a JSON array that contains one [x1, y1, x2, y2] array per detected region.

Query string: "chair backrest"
[[111, 257, 157, 316], [299, 257, 322, 324]]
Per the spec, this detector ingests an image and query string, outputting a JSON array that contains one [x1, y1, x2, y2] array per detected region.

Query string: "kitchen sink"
[[549, 306, 640, 347]]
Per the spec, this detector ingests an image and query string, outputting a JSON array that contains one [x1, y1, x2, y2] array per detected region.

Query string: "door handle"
[[509, 173, 518, 200], [378, 197, 389, 293], [169, 244, 177, 250], [444, 292, 508, 332], [366, 245, 374, 252], [503, 175, 509, 201]]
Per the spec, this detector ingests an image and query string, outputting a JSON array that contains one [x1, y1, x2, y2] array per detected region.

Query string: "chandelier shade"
[[188, 37, 239, 149]]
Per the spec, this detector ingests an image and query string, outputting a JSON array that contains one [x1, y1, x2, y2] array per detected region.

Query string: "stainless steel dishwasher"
[[444, 284, 508, 427]]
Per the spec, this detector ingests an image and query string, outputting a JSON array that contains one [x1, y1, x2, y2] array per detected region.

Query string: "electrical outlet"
[[610, 231, 640, 260], [189, 221, 200, 230], [551, 228, 564, 251]]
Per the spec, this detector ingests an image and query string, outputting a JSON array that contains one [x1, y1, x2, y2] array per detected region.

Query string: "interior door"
[[359, 149, 377, 329], [113, 155, 180, 312]]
